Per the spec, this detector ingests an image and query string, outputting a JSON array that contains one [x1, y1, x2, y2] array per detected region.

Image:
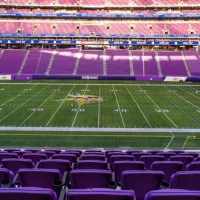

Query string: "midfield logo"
[[63, 93, 103, 105]]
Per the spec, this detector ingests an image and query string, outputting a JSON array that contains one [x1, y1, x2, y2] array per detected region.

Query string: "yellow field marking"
[[181, 136, 196, 150], [0, 133, 171, 138]]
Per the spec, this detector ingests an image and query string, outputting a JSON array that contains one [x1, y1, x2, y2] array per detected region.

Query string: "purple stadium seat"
[[132, 153, 152, 161], [147, 150, 164, 155], [179, 152, 199, 158], [85, 150, 103, 153], [37, 151, 55, 158], [84, 152, 104, 155], [2, 158, 34, 175], [105, 150, 122, 157], [126, 150, 143, 155], [0, 188, 57, 200], [45, 149, 61, 154], [38, 159, 71, 176], [171, 171, 200, 190], [0, 168, 14, 183], [157, 152, 176, 160], [113, 161, 145, 185], [18, 169, 62, 189], [168, 151, 185, 154], [151, 161, 184, 183], [13, 151, 32, 158], [70, 169, 112, 189], [107, 153, 127, 163], [52, 154, 77, 163], [110, 155, 135, 170], [140, 156, 165, 170], [62, 151, 81, 157], [121, 170, 165, 200], [0, 153, 19, 163], [5, 149, 20, 153], [23, 153, 48, 164], [77, 160, 107, 170], [66, 189, 135, 200], [25, 149, 39, 153], [169, 156, 194, 170], [186, 162, 200, 171], [194, 156, 200, 161], [80, 155, 105, 161], [145, 189, 200, 200]]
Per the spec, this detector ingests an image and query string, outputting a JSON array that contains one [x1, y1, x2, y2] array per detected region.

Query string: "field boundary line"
[[0, 85, 37, 108], [98, 85, 101, 128], [161, 87, 200, 126], [20, 85, 63, 127], [45, 85, 75, 127], [138, 85, 178, 128], [165, 131, 175, 149], [181, 136, 196, 150], [112, 85, 125, 128], [1, 82, 200, 87], [125, 85, 151, 128], [0, 85, 49, 123], [71, 85, 88, 127], [0, 126, 200, 132]]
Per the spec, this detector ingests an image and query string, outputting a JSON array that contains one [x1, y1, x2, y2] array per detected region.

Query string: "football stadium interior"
[[1, 0, 200, 199]]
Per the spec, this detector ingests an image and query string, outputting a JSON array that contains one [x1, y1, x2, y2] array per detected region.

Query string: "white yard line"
[[0, 85, 37, 107], [112, 85, 125, 128], [71, 85, 88, 127], [178, 86, 200, 101], [138, 85, 178, 128], [125, 85, 152, 128], [162, 86, 200, 126], [165, 131, 175, 150], [0, 85, 49, 123], [45, 85, 75, 127], [98, 85, 101, 128], [164, 86, 200, 110], [20, 85, 63, 127]]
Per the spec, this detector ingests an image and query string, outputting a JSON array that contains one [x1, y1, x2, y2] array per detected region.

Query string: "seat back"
[[107, 153, 127, 162], [77, 160, 107, 170], [80, 155, 105, 161], [171, 171, 200, 190], [179, 153, 199, 158], [66, 189, 135, 200], [2, 158, 34, 175], [140, 156, 165, 170], [110, 155, 135, 170], [0, 153, 19, 163], [23, 153, 47, 165], [157, 153, 176, 160], [121, 170, 164, 200], [37, 151, 55, 158], [186, 162, 200, 171], [151, 161, 183, 183], [113, 161, 145, 184], [168, 151, 185, 154], [105, 150, 122, 157], [38, 159, 71, 176], [0, 188, 57, 200], [145, 189, 200, 200], [132, 153, 152, 161], [18, 169, 62, 189], [52, 154, 77, 163], [126, 150, 143, 155], [147, 150, 164, 155], [70, 169, 112, 189], [13, 151, 32, 158], [169, 156, 193, 170]]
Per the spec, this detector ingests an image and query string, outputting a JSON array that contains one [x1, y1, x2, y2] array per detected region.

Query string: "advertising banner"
[[164, 76, 187, 82], [0, 75, 11, 80], [82, 76, 98, 80]]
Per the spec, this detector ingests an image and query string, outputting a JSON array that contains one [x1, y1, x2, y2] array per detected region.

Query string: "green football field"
[[0, 80, 200, 149]]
